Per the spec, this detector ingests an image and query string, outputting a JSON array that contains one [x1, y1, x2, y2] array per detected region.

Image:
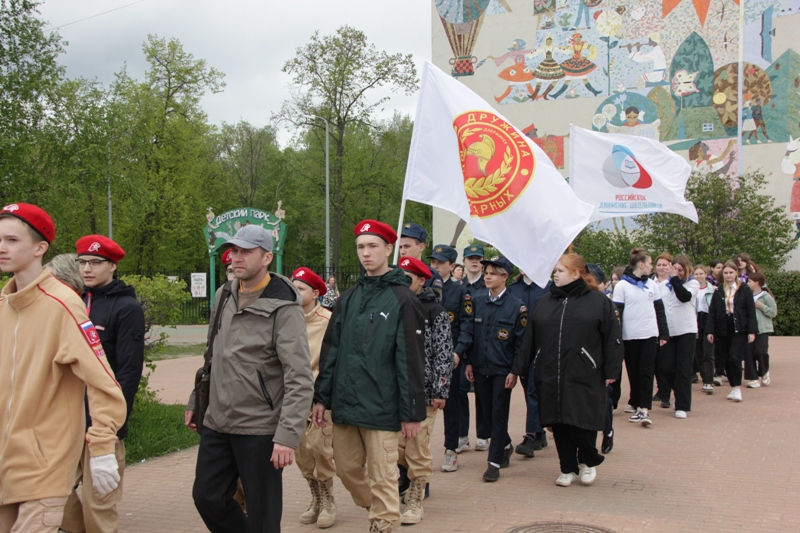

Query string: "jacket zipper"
[[0, 306, 20, 503], [557, 298, 568, 417], [257, 370, 274, 410], [581, 347, 597, 369]]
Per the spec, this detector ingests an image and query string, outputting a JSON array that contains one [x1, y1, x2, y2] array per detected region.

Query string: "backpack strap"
[[203, 280, 233, 371]]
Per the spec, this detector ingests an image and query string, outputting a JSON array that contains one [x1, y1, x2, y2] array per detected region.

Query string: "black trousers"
[[473, 373, 512, 466], [443, 364, 461, 451], [659, 333, 695, 411], [745, 333, 770, 380], [459, 363, 490, 439], [623, 337, 657, 410], [551, 424, 604, 475], [695, 313, 716, 384], [714, 316, 747, 388], [654, 343, 668, 399], [193, 428, 283, 533]]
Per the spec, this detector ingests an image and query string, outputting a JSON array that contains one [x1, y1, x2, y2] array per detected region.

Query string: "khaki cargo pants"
[[0, 497, 68, 533], [332, 424, 399, 525], [296, 409, 336, 485], [398, 405, 437, 483], [60, 439, 125, 533]]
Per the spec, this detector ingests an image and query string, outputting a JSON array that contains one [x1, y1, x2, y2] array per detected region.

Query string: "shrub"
[[761, 270, 800, 336]]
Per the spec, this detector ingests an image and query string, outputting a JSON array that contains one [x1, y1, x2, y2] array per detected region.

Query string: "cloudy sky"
[[38, 0, 432, 143]]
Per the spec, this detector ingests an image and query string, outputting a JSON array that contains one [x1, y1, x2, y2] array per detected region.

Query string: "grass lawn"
[[125, 396, 200, 464], [149, 343, 206, 361]]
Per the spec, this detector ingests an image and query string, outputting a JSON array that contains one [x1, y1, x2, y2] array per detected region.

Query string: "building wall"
[[430, 0, 800, 268]]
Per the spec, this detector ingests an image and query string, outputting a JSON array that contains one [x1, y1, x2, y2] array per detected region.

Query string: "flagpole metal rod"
[[736, 0, 744, 178], [393, 199, 408, 265]]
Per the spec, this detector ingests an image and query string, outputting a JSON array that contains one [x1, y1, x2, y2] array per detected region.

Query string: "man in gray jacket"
[[185, 225, 313, 533]]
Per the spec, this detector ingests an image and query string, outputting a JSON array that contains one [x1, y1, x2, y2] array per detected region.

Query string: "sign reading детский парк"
[[203, 207, 287, 255]]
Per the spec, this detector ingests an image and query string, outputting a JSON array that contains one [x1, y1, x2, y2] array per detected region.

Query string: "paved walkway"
[[124, 338, 800, 532]]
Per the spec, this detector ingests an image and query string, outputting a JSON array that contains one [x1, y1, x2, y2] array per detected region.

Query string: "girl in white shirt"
[[612, 248, 669, 427], [658, 255, 700, 419], [653, 253, 674, 407], [694, 265, 716, 394]]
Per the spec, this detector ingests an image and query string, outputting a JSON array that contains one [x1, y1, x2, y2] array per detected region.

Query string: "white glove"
[[90, 453, 120, 496]]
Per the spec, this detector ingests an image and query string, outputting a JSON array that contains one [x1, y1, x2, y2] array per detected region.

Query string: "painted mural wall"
[[430, 0, 800, 269]]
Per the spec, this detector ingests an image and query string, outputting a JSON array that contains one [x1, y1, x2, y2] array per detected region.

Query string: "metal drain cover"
[[505, 523, 617, 533]]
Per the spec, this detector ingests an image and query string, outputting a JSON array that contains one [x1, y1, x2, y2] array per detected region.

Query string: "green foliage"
[[761, 270, 800, 336], [0, 276, 9, 291], [125, 393, 200, 464], [572, 224, 636, 277], [635, 171, 797, 269], [278, 25, 418, 268]]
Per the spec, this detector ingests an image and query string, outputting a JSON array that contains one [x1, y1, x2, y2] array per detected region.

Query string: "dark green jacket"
[[315, 267, 427, 431]]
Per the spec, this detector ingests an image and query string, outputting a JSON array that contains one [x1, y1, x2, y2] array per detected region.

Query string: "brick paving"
[[122, 337, 800, 532]]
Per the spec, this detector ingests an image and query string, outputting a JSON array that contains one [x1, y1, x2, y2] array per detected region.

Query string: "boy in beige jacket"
[[0, 203, 126, 533]]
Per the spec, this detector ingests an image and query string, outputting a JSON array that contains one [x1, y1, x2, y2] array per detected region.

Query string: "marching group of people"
[[0, 202, 778, 533]]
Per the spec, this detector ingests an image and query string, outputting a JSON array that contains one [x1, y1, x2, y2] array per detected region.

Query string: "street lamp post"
[[303, 114, 330, 277]]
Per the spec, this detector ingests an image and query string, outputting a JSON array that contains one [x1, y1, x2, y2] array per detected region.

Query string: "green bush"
[[762, 270, 800, 336]]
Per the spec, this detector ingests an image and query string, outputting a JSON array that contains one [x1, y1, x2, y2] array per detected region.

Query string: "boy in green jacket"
[[314, 219, 426, 533]]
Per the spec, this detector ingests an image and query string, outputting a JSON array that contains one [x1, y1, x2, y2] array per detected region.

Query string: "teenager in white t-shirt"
[[693, 265, 717, 394], [612, 248, 669, 427], [658, 255, 700, 419]]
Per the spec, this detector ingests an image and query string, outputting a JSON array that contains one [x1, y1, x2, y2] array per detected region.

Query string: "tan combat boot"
[[316, 480, 336, 528], [400, 478, 424, 525], [369, 519, 393, 532], [299, 478, 321, 524]]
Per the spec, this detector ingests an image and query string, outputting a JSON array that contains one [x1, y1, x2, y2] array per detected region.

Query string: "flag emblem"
[[603, 145, 652, 189], [454, 111, 536, 218]]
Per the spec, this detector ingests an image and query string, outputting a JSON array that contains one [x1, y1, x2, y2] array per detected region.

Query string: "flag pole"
[[568, 123, 575, 255], [393, 198, 408, 265]]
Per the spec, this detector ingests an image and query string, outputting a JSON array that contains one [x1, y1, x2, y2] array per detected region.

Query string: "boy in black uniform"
[[462, 256, 527, 482], [458, 244, 491, 452], [61, 235, 145, 533], [429, 245, 473, 472]]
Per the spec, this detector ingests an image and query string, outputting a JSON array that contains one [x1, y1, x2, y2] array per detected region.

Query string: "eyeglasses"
[[76, 259, 110, 268]]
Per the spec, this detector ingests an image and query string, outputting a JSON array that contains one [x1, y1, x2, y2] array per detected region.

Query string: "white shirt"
[[659, 278, 699, 336], [696, 285, 714, 314], [613, 276, 662, 340]]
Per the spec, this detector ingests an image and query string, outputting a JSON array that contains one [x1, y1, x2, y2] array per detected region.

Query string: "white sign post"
[[190, 273, 207, 298]]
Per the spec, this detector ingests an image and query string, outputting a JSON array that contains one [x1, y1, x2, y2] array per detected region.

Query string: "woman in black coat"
[[513, 254, 624, 487], [706, 260, 757, 402]]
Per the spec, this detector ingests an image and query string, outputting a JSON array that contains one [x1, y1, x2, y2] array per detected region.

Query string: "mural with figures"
[[433, 0, 800, 267]]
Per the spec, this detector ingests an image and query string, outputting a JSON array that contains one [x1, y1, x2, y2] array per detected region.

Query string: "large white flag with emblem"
[[402, 61, 593, 287], [569, 125, 698, 223]]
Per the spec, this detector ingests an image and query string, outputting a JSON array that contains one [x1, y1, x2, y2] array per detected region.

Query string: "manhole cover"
[[506, 523, 617, 533]]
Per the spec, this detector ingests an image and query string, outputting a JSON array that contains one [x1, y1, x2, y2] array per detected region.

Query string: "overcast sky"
[[38, 0, 432, 144]]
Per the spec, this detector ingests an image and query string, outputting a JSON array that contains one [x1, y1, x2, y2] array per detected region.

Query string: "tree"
[[635, 171, 796, 269], [0, 0, 65, 206], [572, 224, 636, 276], [278, 25, 418, 268], [217, 121, 285, 207]]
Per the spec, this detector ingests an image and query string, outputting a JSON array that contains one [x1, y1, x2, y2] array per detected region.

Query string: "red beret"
[[292, 267, 327, 296], [1, 203, 55, 244], [76, 235, 126, 264], [221, 249, 233, 265], [399, 256, 432, 279], [354, 219, 397, 244]]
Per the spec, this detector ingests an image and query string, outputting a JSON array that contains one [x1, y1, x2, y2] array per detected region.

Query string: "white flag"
[[569, 125, 698, 223], [403, 62, 593, 287]]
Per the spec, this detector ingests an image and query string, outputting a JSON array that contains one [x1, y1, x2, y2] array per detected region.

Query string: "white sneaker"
[[747, 380, 761, 388], [556, 472, 576, 487], [624, 404, 635, 413], [675, 410, 687, 419], [475, 438, 490, 451], [713, 376, 723, 386], [456, 437, 470, 453], [640, 409, 652, 427], [442, 449, 458, 472], [762, 372, 771, 386], [701, 384, 714, 394], [578, 464, 596, 485], [727, 387, 743, 402]]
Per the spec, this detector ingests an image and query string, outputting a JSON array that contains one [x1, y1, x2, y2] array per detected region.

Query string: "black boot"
[[514, 434, 536, 457], [532, 432, 548, 450], [602, 430, 614, 454]]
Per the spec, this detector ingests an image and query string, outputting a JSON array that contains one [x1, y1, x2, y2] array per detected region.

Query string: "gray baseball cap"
[[224, 224, 273, 252]]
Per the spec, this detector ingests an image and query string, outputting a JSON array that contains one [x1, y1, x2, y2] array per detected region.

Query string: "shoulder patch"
[[80, 320, 107, 358], [447, 310, 455, 323], [519, 305, 528, 328], [463, 297, 473, 316]]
